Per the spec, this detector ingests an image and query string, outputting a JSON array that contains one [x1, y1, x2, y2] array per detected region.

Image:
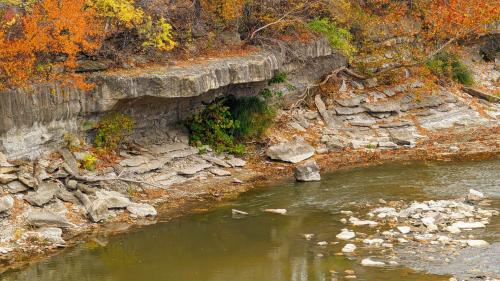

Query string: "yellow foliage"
[[140, 17, 176, 51], [87, 0, 144, 28], [201, 0, 245, 21]]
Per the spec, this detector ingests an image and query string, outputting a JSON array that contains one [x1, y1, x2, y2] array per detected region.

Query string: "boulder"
[[27, 210, 76, 228], [294, 160, 321, 182], [267, 141, 315, 163], [18, 173, 38, 188], [75, 59, 109, 73], [127, 203, 157, 218], [95, 190, 131, 209], [202, 155, 230, 168], [335, 96, 364, 107], [24, 182, 60, 207], [0, 195, 14, 213], [467, 240, 489, 248]]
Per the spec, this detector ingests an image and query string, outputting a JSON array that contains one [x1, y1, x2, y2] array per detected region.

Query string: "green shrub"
[[188, 98, 239, 154], [307, 18, 356, 59], [93, 113, 135, 150], [187, 95, 276, 155], [226, 95, 276, 141], [268, 72, 288, 85], [425, 52, 474, 86]]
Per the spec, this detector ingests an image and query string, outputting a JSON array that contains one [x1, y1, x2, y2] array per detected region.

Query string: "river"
[[2, 159, 499, 281]]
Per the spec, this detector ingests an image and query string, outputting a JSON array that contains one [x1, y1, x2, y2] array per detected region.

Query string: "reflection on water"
[[2, 159, 499, 281]]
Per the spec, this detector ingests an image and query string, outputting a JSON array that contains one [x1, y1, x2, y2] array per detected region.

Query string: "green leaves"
[[307, 18, 356, 60], [93, 113, 134, 150], [426, 52, 474, 86]]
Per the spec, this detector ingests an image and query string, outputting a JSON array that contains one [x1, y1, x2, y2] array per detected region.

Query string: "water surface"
[[2, 159, 499, 281]]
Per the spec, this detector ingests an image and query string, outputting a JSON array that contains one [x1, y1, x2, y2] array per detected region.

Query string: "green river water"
[[2, 159, 499, 281]]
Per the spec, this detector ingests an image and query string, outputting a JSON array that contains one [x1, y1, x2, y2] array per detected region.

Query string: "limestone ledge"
[[0, 38, 344, 159]]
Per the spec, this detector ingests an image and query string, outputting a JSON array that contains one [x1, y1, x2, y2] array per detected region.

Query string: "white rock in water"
[[452, 222, 485, 229], [232, 209, 248, 216], [397, 226, 411, 234], [445, 226, 461, 234], [264, 209, 287, 215], [336, 229, 356, 240], [303, 234, 315, 240], [467, 189, 485, 201], [361, 258, 385, 267], [317, 241, 328, 246], [342, 244, 357, 253], [467, 240, 489, 247], [438, 236, 452, 243], [421, 217, 435, 226], [363, 238, 384, 245], [349, 217, 378, 226]]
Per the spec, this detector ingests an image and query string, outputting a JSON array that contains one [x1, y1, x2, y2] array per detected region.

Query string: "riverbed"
[[2, 159, 499, 281]]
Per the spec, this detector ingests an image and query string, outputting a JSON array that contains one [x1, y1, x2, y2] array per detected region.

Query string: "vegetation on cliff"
[[0, 0, 498, 90]]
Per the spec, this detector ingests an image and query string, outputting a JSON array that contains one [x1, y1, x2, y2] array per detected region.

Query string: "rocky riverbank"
[[1, 52, 499, 277]]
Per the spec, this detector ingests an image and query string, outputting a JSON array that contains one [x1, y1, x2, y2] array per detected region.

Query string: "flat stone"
[[466, 240, 489, 247], [378, 121, 412, 128], [209, 168, 231, 177], [397, 226, 411, 234], [445, 226, 461, 234], [361, 258, 385, 267], [129, 160, 163, 174], [294, 160, 321, 182], [77, 183, 97, 195], [24, 182, 59, 206], [0, 167, 16, 174], [226, 158, 246, 167], [149, 143, 189, 155], [5, 181, 28, 193], [202, 155, 230, 168], [363, 238, 384, 245], [120, 156, 149, 167], [35, 227, 65, 244], [452, 222, 485, 229], [0, 173, 17, 184], [0, 152, 14, 167], [27, 210, 75, 228], [335, 96, 364, 107], [349, 120, 376, 127], [378, 141, 398, 148], [95, 190, 131, 209], [289, 121, 306, 132], [334, 106, 367, 115], [362, 101, 400, 113], [18, 173, 37, 188], [56, 188, 79, 204], [59, 148, 79, 175], [336, 229, 355, 240], [264, 209, 287, 215], [315, 95, 337, 127], [267, 141, 315, 163], [0, 195, 14, 213], [75, 59, 109, 72], [178, 163, 212, 175], [127, 203, 157, 218]]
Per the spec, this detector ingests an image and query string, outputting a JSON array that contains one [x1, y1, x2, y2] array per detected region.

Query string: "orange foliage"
[[0, 0, 104, 90], [201, 0, 245, 21]]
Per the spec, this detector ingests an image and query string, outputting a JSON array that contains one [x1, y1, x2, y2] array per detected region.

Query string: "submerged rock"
[[294, 160, 321, 182], [361, 258, 385, 267], [467, 240, 489, 248]]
